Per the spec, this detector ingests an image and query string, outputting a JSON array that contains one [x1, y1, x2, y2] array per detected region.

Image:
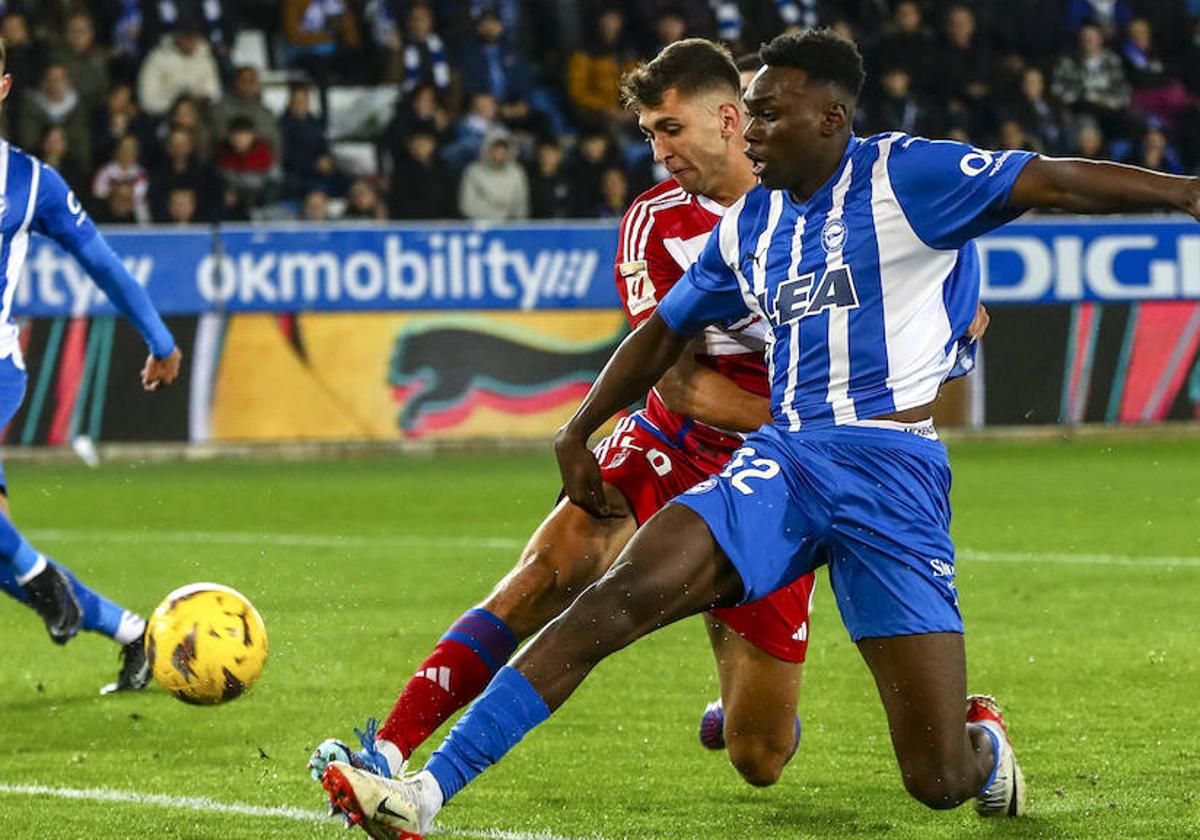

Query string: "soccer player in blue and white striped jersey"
[[0, 38, 182, 693], [319, 30, 1200, 834]]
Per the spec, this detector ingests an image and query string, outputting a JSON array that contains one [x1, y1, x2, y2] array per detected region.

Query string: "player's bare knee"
[[726, 734, 790, 787]]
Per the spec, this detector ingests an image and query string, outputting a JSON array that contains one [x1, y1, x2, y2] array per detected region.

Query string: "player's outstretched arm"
[[33, 163, 182, 391], [656, 350, 771, 432], [556, 312, 690, 517], [1009, 157, 1200, 218]]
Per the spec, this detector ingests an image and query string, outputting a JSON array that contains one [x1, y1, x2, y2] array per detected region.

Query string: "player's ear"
[[0, 74, 12, 104], [718, 102, 741, 139], [820, 100, 849, 136]]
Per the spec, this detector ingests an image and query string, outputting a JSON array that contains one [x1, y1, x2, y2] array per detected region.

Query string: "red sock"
[[378, 608, 517, 759]]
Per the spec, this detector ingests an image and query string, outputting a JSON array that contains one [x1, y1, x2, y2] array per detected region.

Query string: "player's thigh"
[[483, 484, 636, 637], [0, 357, 27, 509]]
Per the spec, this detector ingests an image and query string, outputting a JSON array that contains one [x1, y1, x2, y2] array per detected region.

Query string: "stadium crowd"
[[2, 0, 1199, 224]]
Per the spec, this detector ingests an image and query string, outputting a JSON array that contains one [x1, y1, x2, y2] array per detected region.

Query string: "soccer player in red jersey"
[[310, 38, 815, 793]]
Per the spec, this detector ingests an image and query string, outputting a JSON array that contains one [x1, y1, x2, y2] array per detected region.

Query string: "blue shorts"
[[0, 356, 29, 493], [672, 423, 960, 641]]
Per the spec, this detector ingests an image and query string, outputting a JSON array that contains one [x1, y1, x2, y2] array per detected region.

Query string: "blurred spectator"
[[1122, 18, 1192, 128], [567, 131, 621, 217], [991, 0, 1068, 63], [212, 66, 282, 156], [442, 92, 502, 170], [302, 189, 331, 221], [158, 94, 215, 164], [458, 132, 530, 221], [104, 0, 145, 82], [1064, 0, 1133, 41], [996, 118, 1040, 152], [216, 115, 276, 220], [137, 22, 222, 117], [1010, 68, 1069, 154], [19, 64, 91, 178], [92, 181, 141, 224], [593, 166, 629, 218], [280, 83, 340, 199], [565, 7, 638, 133], [528, 138, 571, 219], [38, 126, 86, 192], [401, 2, 450, 95], [459, 11, 549, 141], [282, 0, 363, 93], [647, 9, 691, 57], [382, 84, 452, 174], [936, 5, 995, 135], [150, 127, 217, 222], [1125, 124, 1185, 173], [0, 14, 36, 128], [1052, 23, 1131, 135], [166, 187, 199, 224], [389, 130, 454, 219], [91, 135, 149, 222], [1071, 116, 1108, 159], [864, 66, 939, 136], [139, 0, 234, 72], [90, 81, 153, 171], [343, 178, 387, 220], [872, 1, 936, 94], [362, 0, 404, 83], [49, 12, 109, 112], [1187, 17, 1200, 96]]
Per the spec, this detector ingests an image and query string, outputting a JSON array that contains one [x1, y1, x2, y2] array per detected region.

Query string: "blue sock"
[[440, 608, 519, 671], [0, 514, 137, 642], [56, 563, 135, 640], [0, 514, 44, 581], [424, 666, 551, 802]]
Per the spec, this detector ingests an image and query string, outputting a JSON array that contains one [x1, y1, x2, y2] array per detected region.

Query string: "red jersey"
[[615, 179, 769, 456]]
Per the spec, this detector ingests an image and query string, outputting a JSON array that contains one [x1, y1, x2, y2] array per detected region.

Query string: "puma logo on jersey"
[[619, 259, 656, 316], [418, 666, 451, 692]]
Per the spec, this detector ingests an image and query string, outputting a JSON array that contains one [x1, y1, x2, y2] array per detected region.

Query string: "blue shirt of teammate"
[[658, 133, 1035, 430], [0, 141, 174, 363]]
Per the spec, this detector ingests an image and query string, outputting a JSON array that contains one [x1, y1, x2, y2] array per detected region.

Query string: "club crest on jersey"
[[821, 217, 847, 253], [618, 259, 656, 316]]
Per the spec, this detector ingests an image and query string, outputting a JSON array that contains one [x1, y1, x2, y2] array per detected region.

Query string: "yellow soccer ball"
[[145, 583, 268, 705]]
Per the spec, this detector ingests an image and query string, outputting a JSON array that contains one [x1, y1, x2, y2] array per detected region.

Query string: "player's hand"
[[554, 428, 612, 518], [141, 348, 182, 391], [967, 304, 990, 342]]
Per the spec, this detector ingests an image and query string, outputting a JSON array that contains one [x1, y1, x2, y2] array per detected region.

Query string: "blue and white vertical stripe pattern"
[[698, 133, 1035, 430], [0, 142, 42, 365]]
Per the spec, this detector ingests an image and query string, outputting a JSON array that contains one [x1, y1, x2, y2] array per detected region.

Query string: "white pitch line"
[[959, 548, 1200, 568], [0, 783, 606, 840], [24, 528, 1200, 568], [25, 528, 526, 552]]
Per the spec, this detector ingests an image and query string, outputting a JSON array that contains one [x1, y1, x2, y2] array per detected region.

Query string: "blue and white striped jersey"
[[0, 140, 173, 365], [658, 133, 1036, 430]]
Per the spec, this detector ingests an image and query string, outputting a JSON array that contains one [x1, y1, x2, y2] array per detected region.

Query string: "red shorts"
[[595, 413, 815, 663]]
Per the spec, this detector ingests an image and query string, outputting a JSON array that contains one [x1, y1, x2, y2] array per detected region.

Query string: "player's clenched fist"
[[142, 348, 183, 391], [554, 429, 611, 518]]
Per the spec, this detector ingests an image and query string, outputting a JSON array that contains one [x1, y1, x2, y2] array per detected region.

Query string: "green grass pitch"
[[0, 436, 1197, 839]]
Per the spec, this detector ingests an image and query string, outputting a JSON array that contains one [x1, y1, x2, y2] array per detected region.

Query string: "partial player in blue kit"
[[318, 29, 1200, 837], [0, 40, 182, 694]]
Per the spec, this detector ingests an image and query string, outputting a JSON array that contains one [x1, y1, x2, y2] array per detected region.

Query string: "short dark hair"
[[759, 28, 865, 100], [620, 38, 740, 111], [735, 53, 762, 74]]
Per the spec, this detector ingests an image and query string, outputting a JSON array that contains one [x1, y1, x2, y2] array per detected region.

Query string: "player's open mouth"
[[745, 148, 765, 175]]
